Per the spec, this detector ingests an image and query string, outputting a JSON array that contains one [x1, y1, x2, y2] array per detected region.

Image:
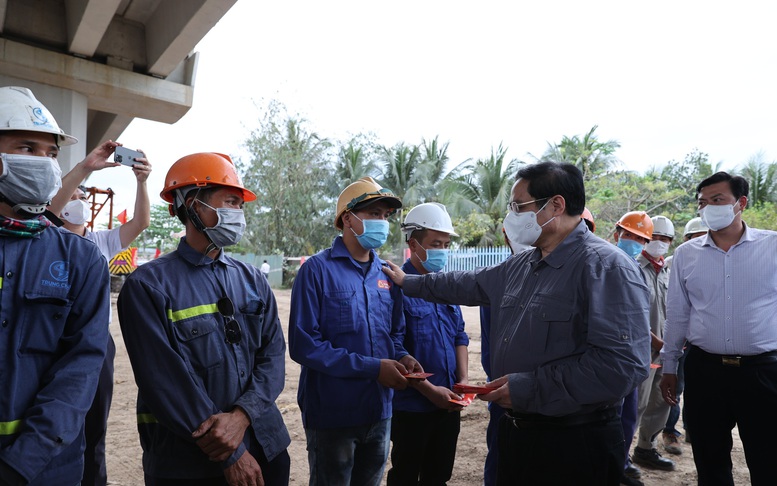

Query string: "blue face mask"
[[416, 244, 448, 273], [617, 238, 644, 259], [350, 214, 389, 250]]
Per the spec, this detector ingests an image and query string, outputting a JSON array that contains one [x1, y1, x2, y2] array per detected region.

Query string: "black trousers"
[[684, 346, 777, 486], [496, 412, 624, 485], [387, 409, 461, 486], [144, 448, 290, 486]]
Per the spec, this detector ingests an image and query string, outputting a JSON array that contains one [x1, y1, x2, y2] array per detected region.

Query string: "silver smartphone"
[[114, 146, 144, 166]]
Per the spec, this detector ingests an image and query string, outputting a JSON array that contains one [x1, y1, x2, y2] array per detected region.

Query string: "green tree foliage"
[[232, 106, 777, 256], [443, 144, 522, 246], [736, 152, 777, 207], [540, 125, 620, 181], [141, 203, 185, 254], [742, 203, 777, 231], [329, 134, 381, 197], [239, 101, 335, 256]]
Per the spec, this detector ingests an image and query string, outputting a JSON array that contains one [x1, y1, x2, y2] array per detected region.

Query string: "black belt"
[[505, 407, 617, 430], [690, 345, 777, 367]]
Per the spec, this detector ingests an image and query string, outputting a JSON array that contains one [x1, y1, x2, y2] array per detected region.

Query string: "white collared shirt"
[[661, 223, 777, 372]]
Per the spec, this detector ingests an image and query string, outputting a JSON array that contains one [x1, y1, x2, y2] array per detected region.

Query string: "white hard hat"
[[684, 217, 708, 237], [651, 215, 675, 239], [0, 87, 77, 146], [401, 202, 458, 241]]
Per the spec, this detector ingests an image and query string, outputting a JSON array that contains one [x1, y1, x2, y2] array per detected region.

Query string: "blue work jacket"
[[288, 236, 408, 429], [117, 238, 290, 479], [393, 260, 469, 413], [0, 227, 110, 485]]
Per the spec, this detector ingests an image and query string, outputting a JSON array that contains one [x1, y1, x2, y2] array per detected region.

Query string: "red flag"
[[154, 248, 161, 259], [116, 209, 128, 225]]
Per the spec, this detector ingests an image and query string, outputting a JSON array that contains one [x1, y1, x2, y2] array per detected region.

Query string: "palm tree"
[[441, 143, 522, 245], [737, 152, 777, 207], [416, 136, 451, 203], [330, 137, 379, 197], [379, 142, 423, 206], [542, 125, 620, 180]]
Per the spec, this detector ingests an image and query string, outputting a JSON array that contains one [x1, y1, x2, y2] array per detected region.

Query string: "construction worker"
[[55, 153, 151, 486], [0, 86, 110, 485], [661, 216, 709, 454], [117, 152, 291, 485], [288, 176, 422, 486], [630, 215, 677, 474], [612, 211, 657, 486], [387, 203, 469, 486]]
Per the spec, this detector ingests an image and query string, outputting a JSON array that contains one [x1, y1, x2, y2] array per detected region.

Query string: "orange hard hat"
[[581, 207, 596, 233], [160, 153, 256, 207], [616, 211, 653, 240]]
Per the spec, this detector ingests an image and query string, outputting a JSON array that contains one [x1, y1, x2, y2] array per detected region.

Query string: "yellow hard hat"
[[334, 177, 401, 230]]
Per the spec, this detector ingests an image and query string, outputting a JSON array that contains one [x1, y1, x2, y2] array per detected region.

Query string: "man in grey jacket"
[[383, 161, 651, 486]]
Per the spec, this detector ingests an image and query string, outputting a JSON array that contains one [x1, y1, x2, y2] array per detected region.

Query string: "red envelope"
[[453, 383, 499, 394], [404, 372, 433, 379], [449, 393, 477, 407]]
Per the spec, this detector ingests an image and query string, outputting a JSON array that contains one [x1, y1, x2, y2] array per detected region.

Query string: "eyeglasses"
[[346, 189, 396, 210], [507, 197, 549, 214], [217, 296, 242, 345]]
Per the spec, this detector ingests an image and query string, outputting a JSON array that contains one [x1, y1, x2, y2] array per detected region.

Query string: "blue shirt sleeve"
[[288, 258, 382, 379]]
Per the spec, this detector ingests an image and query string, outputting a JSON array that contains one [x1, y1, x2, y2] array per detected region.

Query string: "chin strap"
[[0, 193, 62, 225], [183, 189, 221, 253]]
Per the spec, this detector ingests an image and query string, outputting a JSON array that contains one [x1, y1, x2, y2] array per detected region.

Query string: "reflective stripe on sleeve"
[[0, 419, 22, 435], [137, 413, 159, 424]]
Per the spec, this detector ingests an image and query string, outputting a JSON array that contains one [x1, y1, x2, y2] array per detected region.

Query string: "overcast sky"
[[86, 0, 777, 223]]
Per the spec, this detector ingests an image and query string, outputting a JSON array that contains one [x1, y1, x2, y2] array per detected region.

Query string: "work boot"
[[632, 446, 676, 471], [620, 475, 644, 486], [662, 432, 682, 455], [624, 463, 641, 479]]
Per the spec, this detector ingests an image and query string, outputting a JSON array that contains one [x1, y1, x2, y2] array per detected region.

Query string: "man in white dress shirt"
[[660, 171, 777, 485]]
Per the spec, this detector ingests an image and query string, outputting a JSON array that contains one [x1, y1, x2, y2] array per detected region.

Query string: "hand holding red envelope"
[[449, 393, 477, 407], [452, 382, 499, 395], [403, 372, 434, 379]]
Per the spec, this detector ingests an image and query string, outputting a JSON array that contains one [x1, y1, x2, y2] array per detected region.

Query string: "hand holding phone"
[[114, 146, 144, 166]]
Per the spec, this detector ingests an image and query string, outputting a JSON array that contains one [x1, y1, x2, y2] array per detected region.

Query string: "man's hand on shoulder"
[[378, 359, 409, 390], [192, 407, 251, 461], [224, 450, 264, 486], [381, 261, 406, 287]]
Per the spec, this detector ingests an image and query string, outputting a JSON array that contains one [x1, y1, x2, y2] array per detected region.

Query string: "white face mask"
[[503, 199, 555, 248], [644, 240, 670, 258], [61, 199, 91, 225], [197, 199, 246, 248], [502, 211, 532, 254], [0, 153, 62, 215], [700, 203, 740, 231]]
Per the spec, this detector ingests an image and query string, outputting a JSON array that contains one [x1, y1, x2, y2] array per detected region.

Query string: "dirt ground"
[[105, 289, 751, 485]]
